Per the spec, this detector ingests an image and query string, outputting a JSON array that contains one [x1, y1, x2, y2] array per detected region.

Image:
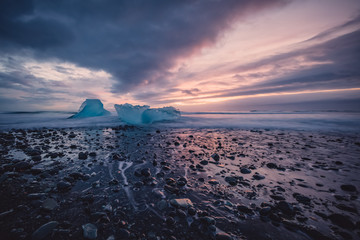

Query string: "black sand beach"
[[0, 126, 359, 240]]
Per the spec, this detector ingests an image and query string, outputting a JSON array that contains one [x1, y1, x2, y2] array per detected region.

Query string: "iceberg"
[[114, 103, 150, 124], [70, 99, 111, 118], [114, 103, 180, 124]]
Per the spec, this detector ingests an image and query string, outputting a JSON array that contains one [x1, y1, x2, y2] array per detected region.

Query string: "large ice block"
[[70, 99, 111, 118]]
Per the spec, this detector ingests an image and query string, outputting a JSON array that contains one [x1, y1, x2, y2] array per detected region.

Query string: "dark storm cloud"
[[0, 0, 288, 93]]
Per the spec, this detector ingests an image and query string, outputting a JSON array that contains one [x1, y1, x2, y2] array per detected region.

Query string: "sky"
[[0, 0, 359, 112]]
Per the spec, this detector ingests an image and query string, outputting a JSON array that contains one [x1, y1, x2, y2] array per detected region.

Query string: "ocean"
[[0, 110, 359, 132]]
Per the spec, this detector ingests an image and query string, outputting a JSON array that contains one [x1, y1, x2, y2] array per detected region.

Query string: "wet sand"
[[0, 126, 359, 239]]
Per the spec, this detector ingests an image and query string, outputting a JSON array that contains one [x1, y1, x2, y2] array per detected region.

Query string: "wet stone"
[[270, 195, 286, 201], [200, 160, 209, 165], [240, 168, 251, 174], [140, 168, 151, 177], [340, 184, 357, 192], [293, 193, 311, 205], [211, 153, 220, 161], [14, 161, 32, 171], [329, 214, 355, 230], [118, 229, 130, 239], [216, 232, 233, 240], [225, 176, 237, 186], [253, 173, 265, 180], [208, 179, 219, 185], [57, 181, 71, 191], [277, 201, 294, 216], [32, 221, 59, 240], [266, 163, 278, 169], [78, 152, 88, 160], [170, 198, 193, 208], [237, 205, 253, 214]]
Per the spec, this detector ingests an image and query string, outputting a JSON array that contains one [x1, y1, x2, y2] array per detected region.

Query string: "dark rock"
[[188, 207, 196, 216], [200, 216, 216, 225], [237, 205, 253, 214], [118, 229, 130, 239], [266, 163, 277, 169], [329, 214, 355, 230], [225, 176, 237, 186], [166, 216, 175, 225], [57, 181, 71, 191], [89, 152, 97, 157], [31, 155, 42, 161], [177, 177, 187, 186], [78, 152, 88, 160], [260, 207, 272, 216], [32, 221, 59, 240], [14, 161, 32, 171], [293, 193, 311, 205], [270, 195, 285, 201], [200, 160, 208, 165], [215, 232, 232, 240], [109, 179, 119, 185], [277, 201, 294, 216], [208, 179, 219, 185], [27, 193, 46, 200], [335, 204, 358, 213], [140, 168, 151, 177], [253, 173, 265, 180], [211, 153, 220, 161], [165, 178, 176, 186], [240, 168, 251, 174], [341, 184, 357, 192]]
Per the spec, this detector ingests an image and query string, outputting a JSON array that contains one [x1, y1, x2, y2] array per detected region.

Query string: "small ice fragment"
[[70, 99, 110, 118], [82, 223, 97, 239]]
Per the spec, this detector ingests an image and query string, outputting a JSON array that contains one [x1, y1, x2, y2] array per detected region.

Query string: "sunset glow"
[[0, 0, 359, 112]]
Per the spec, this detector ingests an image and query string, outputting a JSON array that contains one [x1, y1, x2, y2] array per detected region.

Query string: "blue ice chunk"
[[70, 99, 110, 118]]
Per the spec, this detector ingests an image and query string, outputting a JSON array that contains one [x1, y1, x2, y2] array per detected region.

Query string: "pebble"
[[293, 193, 311, 205], [240, 168, 251, 174], [209, 179, 219, 185], [215, 232, 233, 240], [170, 198, 193, 208], [78, 152, 88, 160], [200, 160, 209, 165], [14, 162, 32, 171], [141, 168, 151, 177], [224, 176, 237, 186], [42, 198, 58, 211], [57, 181, 71, 191], [211, 153, 220, 161], [266, 163, 277, 169], [277, 201, 294, 215], [252, 173, 265, 180]]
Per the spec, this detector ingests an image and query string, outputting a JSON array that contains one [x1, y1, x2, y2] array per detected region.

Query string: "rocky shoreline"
[[0, 126, 359, 239]]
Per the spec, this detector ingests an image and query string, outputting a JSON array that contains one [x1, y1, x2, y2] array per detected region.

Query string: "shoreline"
[[0, 126, 359, 239]]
